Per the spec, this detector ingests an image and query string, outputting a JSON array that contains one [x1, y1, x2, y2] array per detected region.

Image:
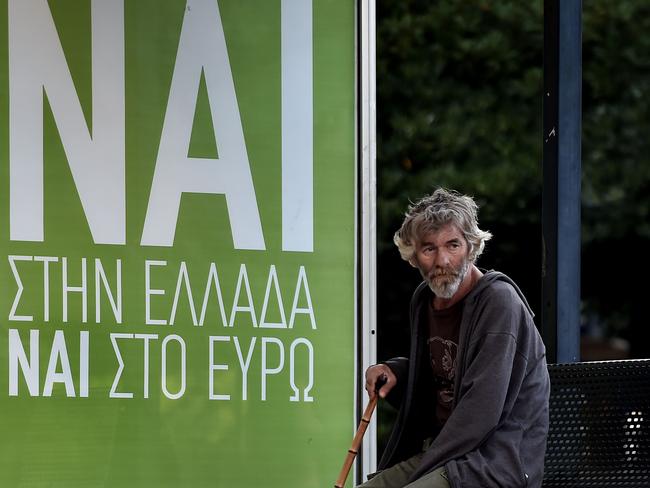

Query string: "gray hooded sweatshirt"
[[379, 271, 550, 487]]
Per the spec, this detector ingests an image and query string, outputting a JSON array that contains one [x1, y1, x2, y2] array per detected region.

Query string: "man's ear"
[[408, 258, 418, 268]]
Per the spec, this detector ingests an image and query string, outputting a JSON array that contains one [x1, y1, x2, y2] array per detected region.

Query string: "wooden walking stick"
[[334, 377, 386, 488]]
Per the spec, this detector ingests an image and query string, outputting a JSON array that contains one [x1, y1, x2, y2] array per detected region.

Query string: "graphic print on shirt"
[[428, 336, 458, 410]]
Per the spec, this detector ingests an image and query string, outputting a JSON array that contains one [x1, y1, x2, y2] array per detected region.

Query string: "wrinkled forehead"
[[413, 222, 465, 245]]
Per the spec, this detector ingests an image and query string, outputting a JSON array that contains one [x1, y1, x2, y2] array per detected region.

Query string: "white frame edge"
[[357, 0, 377, 484]]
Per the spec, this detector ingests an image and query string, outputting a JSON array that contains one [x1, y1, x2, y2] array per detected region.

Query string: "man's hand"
[[365, 364, 397, 400]]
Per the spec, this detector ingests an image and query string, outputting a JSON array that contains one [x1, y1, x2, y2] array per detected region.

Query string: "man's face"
[[412, 223, 471, 299]]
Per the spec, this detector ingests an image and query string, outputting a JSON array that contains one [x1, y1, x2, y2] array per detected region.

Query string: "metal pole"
[[357, 0, 377, 483], [542, 0, 582, 363]]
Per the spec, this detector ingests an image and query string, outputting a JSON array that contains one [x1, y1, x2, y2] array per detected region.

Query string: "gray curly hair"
[[394, 188, 492, 264]]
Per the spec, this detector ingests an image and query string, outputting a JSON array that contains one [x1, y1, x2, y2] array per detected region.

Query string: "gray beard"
[[426, 259, 470, 299]]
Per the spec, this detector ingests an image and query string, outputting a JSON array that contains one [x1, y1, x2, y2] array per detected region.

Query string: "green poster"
[[0, 0, 357, 486]]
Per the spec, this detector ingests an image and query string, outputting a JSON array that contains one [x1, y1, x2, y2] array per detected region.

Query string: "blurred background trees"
[[376, 1, 544, 362], [375, 0, 650, 447]]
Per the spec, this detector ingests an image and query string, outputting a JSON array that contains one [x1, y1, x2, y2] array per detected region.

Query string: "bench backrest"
[[543, 359, 650, 487]]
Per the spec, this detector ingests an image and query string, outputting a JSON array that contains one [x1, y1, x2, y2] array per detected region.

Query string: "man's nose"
[[434, 249, 450, 267]]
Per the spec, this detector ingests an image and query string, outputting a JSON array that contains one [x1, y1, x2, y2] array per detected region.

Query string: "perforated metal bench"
[[543, 359, 650, 487]]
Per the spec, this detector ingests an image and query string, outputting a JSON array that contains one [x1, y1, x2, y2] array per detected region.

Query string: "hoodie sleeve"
[[383, 357, 409, 408]]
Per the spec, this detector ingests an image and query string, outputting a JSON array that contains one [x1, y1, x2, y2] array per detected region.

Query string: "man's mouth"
[[431, 272, 456, 281]]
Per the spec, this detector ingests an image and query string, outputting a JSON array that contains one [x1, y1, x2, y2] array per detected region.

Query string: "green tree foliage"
[[582, 2, 650, 242], [377, 1, 543, 241], [376, 0, 650, 362], [581, 2, 650, 349], [376, 1, 544, 364]]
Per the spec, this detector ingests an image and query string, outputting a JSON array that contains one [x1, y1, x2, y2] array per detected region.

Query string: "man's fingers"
[[365, 377, 379, 398], [365, 367, 386, 398], [364, 366, 395, 399], [378, 374, 394, 398]]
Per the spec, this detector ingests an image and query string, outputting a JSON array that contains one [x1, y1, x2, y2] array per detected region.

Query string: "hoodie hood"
[[415, 269, 535, 319], [467, 270, 535, 318]]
